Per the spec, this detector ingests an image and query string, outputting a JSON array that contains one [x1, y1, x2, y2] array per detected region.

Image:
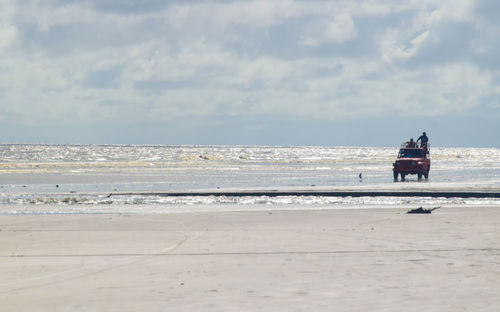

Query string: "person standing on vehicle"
[[417, 132, 428, 147], [417, 132, 429, 154]]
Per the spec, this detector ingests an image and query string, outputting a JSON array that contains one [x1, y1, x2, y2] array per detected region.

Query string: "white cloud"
[[301, 14, 358, 47], [381, 29, 431, 63], [0, 24, 17, 49], [325, 14, 358, 43], [0, 0, 498, 130], [426, 0, 475, 25], [0, 0, 17, 50]]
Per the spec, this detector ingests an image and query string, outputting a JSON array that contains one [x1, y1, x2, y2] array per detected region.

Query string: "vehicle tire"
[[393, 171, 398, 181], [401, 173, 406, 181], [418, 173, 422, 180], [424, 172, 429, 179]]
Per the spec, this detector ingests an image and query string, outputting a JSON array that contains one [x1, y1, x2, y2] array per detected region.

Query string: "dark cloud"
[[17, 19, 162, 56], [407, 22, 478, 67], [216, 10, 416, 62], [54, 0, 176, 13], [474, 0, 500, 23], [134, 80, 199, 94], [84, 67, 123, 89]]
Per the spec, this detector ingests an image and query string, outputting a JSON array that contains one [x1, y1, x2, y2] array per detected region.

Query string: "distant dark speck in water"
[[56, 185, 59, 188]]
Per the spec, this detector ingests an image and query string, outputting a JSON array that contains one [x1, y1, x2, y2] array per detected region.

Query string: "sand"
[[1, 206, 500, 311]]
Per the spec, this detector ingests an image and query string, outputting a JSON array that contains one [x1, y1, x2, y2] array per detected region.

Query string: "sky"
[[0, 0, 499, 147]]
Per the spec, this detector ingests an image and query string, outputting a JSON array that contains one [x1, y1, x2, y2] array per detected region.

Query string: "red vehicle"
[[393, 142, 430, 181]]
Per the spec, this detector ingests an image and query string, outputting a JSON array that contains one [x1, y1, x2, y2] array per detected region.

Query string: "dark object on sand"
[[407, 206, 441, 214]]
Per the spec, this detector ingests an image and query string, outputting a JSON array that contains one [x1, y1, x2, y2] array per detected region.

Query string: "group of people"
[[407, 132, 428, 148]]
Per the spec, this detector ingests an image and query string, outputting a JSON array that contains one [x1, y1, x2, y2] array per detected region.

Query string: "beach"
[[2, 205, 499, 311], [1, 144, 499, 310]]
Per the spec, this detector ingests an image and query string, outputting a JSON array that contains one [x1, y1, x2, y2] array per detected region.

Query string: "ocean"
[[1, 144, 499, 214]]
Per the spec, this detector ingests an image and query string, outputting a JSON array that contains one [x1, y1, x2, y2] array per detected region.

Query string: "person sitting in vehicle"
[[407, 138, 416, 148], [417, 132, 428, 148]]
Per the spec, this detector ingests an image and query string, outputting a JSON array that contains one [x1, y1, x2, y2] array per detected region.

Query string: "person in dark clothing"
[[417, 132, 428, 148]]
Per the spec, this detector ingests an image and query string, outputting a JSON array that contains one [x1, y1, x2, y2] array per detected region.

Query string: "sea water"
[[1, 144, 499, 214]]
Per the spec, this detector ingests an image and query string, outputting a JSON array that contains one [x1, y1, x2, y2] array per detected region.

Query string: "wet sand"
[[1, 206, 500, 311], [96, 182, 500, 198]]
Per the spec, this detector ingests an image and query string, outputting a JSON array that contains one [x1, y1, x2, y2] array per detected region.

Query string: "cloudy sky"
[[0, 0, 499, 147]]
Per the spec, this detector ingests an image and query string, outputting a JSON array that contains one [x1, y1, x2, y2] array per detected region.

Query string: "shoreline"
[[108, 190, 500, 198]]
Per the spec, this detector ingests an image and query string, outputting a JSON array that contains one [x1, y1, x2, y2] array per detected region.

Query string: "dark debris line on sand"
[[107, 191, 500, 198]]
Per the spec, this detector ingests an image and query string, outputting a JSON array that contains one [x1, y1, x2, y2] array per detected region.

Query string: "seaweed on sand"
[[407, 206, 441, 214]]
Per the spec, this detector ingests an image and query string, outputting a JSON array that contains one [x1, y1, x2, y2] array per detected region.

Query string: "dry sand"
[[1, 206, 500, 311]]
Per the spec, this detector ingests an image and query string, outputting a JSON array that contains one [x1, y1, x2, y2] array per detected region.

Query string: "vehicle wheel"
[[401, 174, 406, 181], [418, 173, 422, 180], [424, 172, 429, 179], [393, 171, 398, 181]]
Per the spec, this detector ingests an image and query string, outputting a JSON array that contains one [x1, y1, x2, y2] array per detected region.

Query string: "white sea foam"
[[2, 194, 500, 215]]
